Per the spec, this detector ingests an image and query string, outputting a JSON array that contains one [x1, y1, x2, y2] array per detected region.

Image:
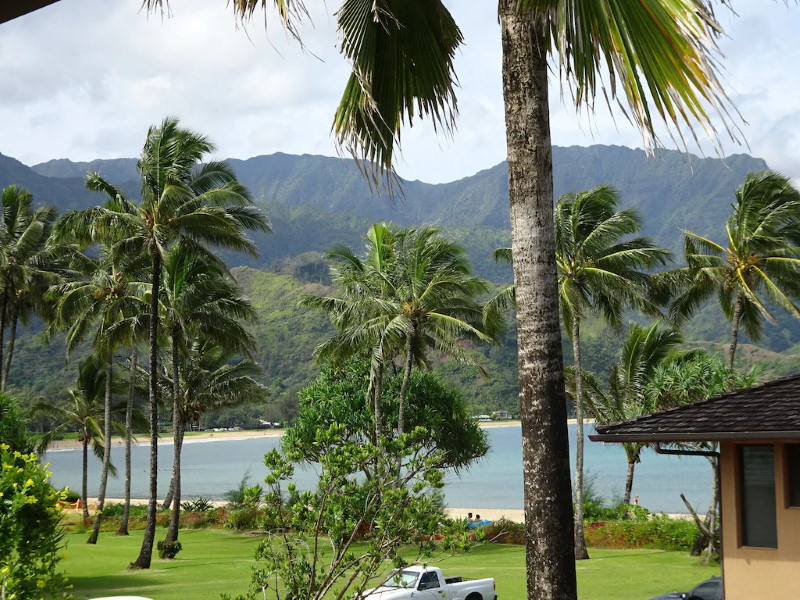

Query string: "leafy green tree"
[[0, 444, 68, 600], [223, 427, 472, 600], [58, 117, 269, 569], [0, 393, 46, 455], [494, 186, 669, 557], [582, 322, 682, 504], [669, 171, 800, 371], [284, 360, 488, 472], [143, 1, 738, 593]]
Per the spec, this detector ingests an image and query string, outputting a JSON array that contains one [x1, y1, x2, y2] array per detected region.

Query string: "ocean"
[[43, 424, 712, 514]]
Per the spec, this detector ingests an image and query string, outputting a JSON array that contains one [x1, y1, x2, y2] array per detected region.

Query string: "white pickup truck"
[[360, 565, 497, 600]]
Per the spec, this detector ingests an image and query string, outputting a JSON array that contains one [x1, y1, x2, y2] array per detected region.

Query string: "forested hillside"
[[1, 145, 797, 419]]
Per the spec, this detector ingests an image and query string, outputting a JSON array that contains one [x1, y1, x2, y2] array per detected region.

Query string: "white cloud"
[[1, 0, 799, 184]]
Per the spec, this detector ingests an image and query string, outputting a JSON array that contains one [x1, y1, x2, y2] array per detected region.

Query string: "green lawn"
[[62, 528, 720, 600]]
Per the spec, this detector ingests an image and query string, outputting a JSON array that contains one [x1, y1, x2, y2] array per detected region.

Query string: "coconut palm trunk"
[[88, 358, 113, 544], [81, 433, 90, 523], [2, 305, 17, 390], [570, 317, 589, 559], [728, 294, 744, 373], [0, 287, 7, 389], [166, 332, 183, 544], [132, 251, 161, 569], [624, 461, 636, 505], [372, 359, 383, 442], [118, 347, 137, 536], [398, 338, 413, 435], [499, 5, 577, 597]]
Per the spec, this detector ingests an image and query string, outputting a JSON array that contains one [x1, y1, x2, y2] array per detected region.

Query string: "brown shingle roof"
[[590, 374, 800, 443]]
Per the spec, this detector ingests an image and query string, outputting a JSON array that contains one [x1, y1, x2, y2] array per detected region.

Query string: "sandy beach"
[[46, 428, 285, 451], [47, 419, 596, 451]]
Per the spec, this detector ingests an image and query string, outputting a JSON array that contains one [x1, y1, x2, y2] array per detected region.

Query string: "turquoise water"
[[43, 425, 712, 514]]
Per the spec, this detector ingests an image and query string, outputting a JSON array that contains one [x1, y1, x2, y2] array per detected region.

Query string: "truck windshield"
[[383, 570, 419, 588]]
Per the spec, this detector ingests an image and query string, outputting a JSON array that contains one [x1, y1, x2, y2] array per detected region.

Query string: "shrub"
[[226, 506, 265, 531], [157, 539, 183, 559], [585, 514, 697, 551], [61, 487, 81, 503], [0, 444, 69, 599], [181, 497, 215, 512], [480, 517, 526, 545]]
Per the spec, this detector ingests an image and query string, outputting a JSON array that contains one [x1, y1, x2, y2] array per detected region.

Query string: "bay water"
[[44, 424, 711, 514]]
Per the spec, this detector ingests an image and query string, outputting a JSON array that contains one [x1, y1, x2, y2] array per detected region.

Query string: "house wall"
[[720, 441, 800, 599]]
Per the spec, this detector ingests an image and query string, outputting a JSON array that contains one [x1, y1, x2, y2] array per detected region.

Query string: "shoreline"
[[46, 419, 591, 452], [79, 501, 687, 523]]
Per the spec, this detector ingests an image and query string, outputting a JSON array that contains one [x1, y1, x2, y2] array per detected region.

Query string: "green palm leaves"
[[555, 185, 670, 329], [669, 171, 800, 369], [582, 322, 683, 504]]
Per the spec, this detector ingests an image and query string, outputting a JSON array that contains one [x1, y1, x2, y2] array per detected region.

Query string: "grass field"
[[62, 527, 720, 600]]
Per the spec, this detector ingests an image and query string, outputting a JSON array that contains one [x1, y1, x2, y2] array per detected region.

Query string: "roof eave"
[[1, 0, 60, 25], [590, 431, 800, 443]]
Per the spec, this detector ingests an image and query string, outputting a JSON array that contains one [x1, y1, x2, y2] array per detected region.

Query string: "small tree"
[[223, 426, 473, 600], [0, 444, 68, 600]]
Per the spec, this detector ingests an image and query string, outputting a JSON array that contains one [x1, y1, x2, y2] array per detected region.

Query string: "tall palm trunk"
[[727, 294, 744, 373], [132, 250, 161, 569], [88, 357, 113, 544], [166, 332, 183, 544], [398, 337, 413, 434], [2, 305, 17, 390], [0, 286, 8, 390], [118, 347, 137, 536], [624, 460, 636, 506], [372, 359, 383, 442], [499, 5, 577, 598], [81, 434, 90, 523], [571, 317, 589, 559]]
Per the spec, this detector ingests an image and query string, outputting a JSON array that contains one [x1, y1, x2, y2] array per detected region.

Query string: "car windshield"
[[383, 570, 419, 588]]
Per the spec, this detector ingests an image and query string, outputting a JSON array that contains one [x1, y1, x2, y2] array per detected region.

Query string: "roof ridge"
[[595, 372, 800, 433]]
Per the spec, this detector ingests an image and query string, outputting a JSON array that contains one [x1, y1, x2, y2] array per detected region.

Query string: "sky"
[[1, 0, 799, 184]]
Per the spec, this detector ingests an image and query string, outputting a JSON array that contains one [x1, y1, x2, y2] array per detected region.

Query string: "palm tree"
[[582, 322, 682, 504], [0, 185, 68, 391], [304, 224, 494, 438], [494, 186, 669, 557], [57, 117, 270, 569], [47, 247, 147, 544], [34, 357, 112, 523], [302, 223, 400, 441], [146, 1, 737, 593], [669, 171, 800, 371], [389, 226, 495, 434], [159, 242, 258, 545], [554, 187, 668, 558]]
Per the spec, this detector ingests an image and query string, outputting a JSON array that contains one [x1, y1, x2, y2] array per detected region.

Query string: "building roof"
[[1, 1, 60, 25], [590, 374, 800, 443]]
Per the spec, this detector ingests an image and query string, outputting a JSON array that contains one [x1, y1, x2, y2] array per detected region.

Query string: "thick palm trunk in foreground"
[[132, 252, 161, 569], [499, 5, 577, 598], [88, 358, 113, 544], [728, 295, 744, 373], [571, 318, 589, 559]]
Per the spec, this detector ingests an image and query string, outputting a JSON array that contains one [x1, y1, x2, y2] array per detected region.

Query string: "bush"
[[585, 514, 697, 551], [480, 517, 526, 545], [157, 539, 183, 559], [584, 501, 650, 522], [181, 497, 215, 512], [0, 444, 69, 599], [226, 506, 265, 531], [61, 487, 81, 503], [100, 503, 148, 517]]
